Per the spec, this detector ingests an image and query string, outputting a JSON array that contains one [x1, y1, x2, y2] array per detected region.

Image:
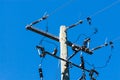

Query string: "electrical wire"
[[73, 27, 98, 44], [83, 36, 119, 69], [49, 0, 75, 16], [95, 53, 112, 69], [112, 36, 120, 43], [73, 34, 88, 43], [37, 17, 59, 49], [67, 0, 120, 29], [90, 0, 120, 17], [84, 59, 94, 68], [39, 18, 49, 45], [84, 48, 113, 69]]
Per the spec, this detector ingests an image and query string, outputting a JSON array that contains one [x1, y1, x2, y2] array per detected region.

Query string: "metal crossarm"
[[37, 47, 90, 72], [26, 26, 93, 55]]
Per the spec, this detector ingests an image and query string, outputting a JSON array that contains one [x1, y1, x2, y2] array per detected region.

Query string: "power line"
[[39, 14, 49, 45], [84, 48, 113, 69], [49, 0, 75, 16], [73, 27, 98, 44], [90, 0, 120, 17], [67, 0, 120, 29], [112, 36, 120, 43]]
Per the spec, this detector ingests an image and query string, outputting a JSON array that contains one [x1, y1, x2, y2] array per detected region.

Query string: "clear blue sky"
[[0, 0, 120, 80]]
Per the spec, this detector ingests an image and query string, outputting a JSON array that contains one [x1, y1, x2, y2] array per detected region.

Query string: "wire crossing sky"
[[0, 0, 120, 80]]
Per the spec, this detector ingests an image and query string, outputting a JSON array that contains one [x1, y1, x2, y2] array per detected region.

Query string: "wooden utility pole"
[[59, 25, 69, 80]]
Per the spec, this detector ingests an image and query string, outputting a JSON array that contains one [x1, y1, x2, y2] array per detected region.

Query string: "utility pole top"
[[26, 14, 113, 80]]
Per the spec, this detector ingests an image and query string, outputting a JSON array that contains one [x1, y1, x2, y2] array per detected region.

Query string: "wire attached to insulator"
[[38, 39, 58, 56], [39, 14, 49, 46], [29, 14, 49, 26]]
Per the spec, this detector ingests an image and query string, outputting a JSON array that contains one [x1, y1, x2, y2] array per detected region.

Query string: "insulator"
[[42, 15, 49, 20], [30, 15, 49, 26], [89, 69, 99, 80], [92, 43, 108, 51], [88, 22, 91, 25], [81, 46, 93, 54], [52, 48, 57, 55], [109, 41, 113, 45], [39, 68, 43, 79], [87, 17, 92, 25], [30, 20, 40, 25], [72, 44, 80, 52], [36, 45, 45, 51], [69, 24, 76, 28], [109, 41, 114, 48], [79, 20, 83, 24], [92, 46, 102, 51], [36, 45, 46, 57], [80, 55, 85, 69], [87, 17, 91, 21], [83, 38, 90, 48], [104, 43, 108, 46], [93, 28, 98, 34]]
